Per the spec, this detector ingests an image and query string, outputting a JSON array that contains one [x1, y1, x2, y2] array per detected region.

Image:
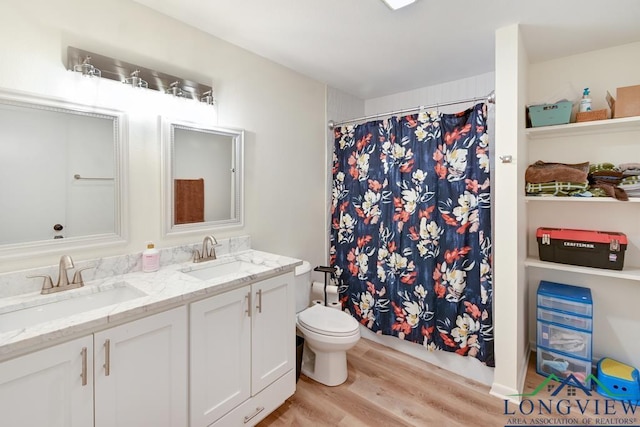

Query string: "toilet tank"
[[294, 261, 312, 313]]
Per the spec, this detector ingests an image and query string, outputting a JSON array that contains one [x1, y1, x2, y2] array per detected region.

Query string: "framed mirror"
[[161, 118, 244, 236], [0, 89, 127, 258]]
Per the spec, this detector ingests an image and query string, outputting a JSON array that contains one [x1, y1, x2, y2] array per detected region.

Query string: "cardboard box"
[[610, 84, 640, 118], [576, 109, 608, 122]]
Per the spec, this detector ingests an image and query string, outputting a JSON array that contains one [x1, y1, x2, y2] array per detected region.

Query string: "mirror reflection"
[[162, 119, 244, 235], [0, 90, 125, 255]]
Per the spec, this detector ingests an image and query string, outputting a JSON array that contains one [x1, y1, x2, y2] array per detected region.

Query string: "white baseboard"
[[490, 342, 532, 404], [490, 382, 521, 404]]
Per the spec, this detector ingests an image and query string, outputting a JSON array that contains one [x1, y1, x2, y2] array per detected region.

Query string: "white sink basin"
[[181, 260, 262, 281], [0, 282, 146, 333]]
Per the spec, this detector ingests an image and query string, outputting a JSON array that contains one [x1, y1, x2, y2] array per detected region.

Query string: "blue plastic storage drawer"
[[537, 307, 592, 331], [537, 281, 593, 317], [537, 321, 592, 360], [537, 347, 592, 388], [529, 101, 573, 127]]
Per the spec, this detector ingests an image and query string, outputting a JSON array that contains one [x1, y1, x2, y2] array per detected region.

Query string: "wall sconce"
[[67, 47, 214, 105], [200, 90, 215, 106], [72, 56, 101, 77], [166, 81, 184, 97], [123, 70, 149, 89]]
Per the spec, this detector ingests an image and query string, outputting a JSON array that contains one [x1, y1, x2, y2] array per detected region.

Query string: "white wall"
[[0, 0, 327, 272], [365, 72, 495, 115]]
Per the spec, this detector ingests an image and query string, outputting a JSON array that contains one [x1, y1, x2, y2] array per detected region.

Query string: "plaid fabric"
[[620, 175, 640, 186], [526, 181, 589, 196], [586, 187, 609, 197], [620, 176, 640, 197], [589, 163, 619, 173]]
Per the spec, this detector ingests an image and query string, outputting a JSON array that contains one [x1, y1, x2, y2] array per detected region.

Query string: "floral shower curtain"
[[330, 103, 494, 366]]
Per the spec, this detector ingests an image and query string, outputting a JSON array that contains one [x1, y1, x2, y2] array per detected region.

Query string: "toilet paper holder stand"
[[313, 265, 336, 307]]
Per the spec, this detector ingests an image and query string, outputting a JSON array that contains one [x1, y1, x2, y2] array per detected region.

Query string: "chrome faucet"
[[193, 235, 219, 263], [27, 255, 92, 294]]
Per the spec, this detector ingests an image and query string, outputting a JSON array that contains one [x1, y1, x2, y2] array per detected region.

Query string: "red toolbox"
[[536, 228, 627, 270]]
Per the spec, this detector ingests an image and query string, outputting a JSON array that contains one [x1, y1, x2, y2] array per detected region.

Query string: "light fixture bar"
[[67, 46, 214, 104], [381, 0, 416, 10]]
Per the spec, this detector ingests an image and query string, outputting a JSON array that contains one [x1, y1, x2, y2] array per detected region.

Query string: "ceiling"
[[132, 0, 640, 100]]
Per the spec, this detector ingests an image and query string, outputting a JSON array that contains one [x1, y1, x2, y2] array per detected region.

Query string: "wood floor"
[[259, 338, 504, 426], [260, 340, 635, 426]]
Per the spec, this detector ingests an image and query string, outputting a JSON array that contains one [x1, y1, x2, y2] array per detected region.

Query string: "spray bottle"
[[579, 88, 592, 113]]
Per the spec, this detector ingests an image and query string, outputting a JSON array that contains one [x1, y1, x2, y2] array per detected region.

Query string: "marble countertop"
[[0, 249, 302, 361]]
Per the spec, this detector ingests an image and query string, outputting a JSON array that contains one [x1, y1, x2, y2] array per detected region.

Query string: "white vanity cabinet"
[[190, 272, 296, 427], [0, 306, 187, 427], [0, 335, 94, 427], [94, 305, 188, 427]]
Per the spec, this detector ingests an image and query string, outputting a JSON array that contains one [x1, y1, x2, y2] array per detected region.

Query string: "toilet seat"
[[297, 304, 359, 337]]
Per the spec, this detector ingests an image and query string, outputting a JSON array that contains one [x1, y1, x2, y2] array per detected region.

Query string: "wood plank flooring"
[[259, 338, 504, 426], [260, 340, 638, 426]]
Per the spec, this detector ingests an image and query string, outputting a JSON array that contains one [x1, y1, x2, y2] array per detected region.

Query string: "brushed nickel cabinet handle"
[[104, 339, 111, 376], [243, 406, 265, 423], [245, 291, 251, 317], [80, 347, 88, 386], [256, 289, 263, 314]]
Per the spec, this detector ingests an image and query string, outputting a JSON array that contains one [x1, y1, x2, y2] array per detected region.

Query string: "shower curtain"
[[330, 103, 494, 366]]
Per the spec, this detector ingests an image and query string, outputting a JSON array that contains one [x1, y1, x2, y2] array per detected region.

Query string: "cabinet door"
[[251, 272, 295, 394], [94, 306, 187, 427], [0, 335, 93, 427], [190, 286, 251, 427]]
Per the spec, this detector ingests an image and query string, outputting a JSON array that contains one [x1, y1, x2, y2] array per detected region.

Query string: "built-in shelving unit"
[[526, 115, 640, 138], [525, 115, 640, 278], [525, 196, 640, 203], [523, 57, 640, 375], [525, 257, 640, 281]]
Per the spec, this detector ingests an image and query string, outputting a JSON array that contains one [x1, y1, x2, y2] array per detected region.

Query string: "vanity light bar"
[[67, 46, 215, 105]]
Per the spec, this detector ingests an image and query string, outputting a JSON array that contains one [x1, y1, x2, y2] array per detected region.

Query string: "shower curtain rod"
[[328, 90, 495, 129]]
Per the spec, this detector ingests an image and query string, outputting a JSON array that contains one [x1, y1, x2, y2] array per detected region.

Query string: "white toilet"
[[294, 262, 360, 387]]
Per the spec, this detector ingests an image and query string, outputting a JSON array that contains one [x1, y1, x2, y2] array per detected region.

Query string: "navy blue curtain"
[[330, 103, 494, 366]]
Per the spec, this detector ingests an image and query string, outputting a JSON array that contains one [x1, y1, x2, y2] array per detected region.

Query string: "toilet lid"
[[297, 304, 360, 337]]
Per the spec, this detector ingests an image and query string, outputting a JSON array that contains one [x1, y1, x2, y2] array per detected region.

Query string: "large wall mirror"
[[0, 89, 127, 258], [161, 118, 244, 236]]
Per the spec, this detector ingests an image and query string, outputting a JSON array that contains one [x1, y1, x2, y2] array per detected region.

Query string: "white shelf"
[[526, 115, 640, 139], [525, 257, 640, 281], [525, 196, 640, 203]]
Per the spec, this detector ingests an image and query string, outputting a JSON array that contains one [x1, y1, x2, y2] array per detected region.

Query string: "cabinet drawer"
[[537, 294, 592, 317], [536, 347, 592, 388], [537, 321, 591, 360], [537, 307, 592, 331], [210, 369, 295, 427]]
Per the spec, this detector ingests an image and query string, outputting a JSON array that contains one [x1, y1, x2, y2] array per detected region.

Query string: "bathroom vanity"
[[0, 247, 300, 427], [190, 273, 295, 426]]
